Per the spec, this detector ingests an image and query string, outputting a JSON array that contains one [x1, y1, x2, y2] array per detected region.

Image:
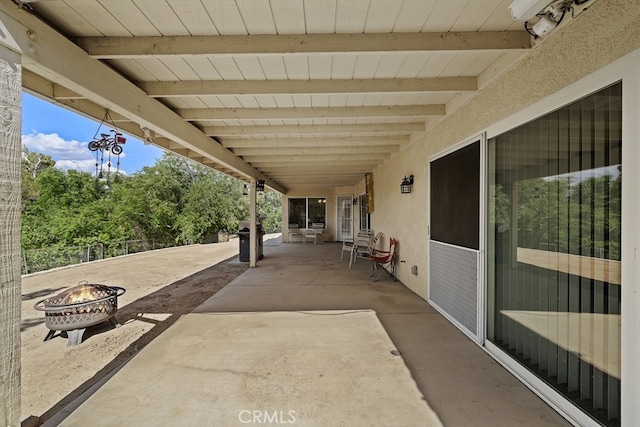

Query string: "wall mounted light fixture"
[[400, 175, 414, 194], [256, 180, 265, 192], [242, 184, 248, 196]]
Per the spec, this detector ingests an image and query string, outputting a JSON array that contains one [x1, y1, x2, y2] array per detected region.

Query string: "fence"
[[22, 240, 175, 275]]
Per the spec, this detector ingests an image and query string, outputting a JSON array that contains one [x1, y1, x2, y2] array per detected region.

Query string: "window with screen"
[[430, 141, 480, 250]]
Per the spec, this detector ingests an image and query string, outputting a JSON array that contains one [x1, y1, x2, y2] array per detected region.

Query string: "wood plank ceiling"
[[18, 0, 530, 193]]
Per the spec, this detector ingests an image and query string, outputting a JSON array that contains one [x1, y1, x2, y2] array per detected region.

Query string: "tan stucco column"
[[249, 180, 257, 267], [0, 43, 22, 427]]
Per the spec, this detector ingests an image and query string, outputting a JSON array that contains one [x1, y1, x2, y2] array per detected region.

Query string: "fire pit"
[[34, 282, 126, 346]]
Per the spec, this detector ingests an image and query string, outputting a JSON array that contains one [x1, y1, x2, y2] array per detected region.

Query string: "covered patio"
[[2, 0, 640, 425], [40, 241, 568, 426]]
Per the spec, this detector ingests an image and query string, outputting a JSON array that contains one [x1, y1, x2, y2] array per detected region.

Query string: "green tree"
[[257, 191, 282, 233], [177, 170, 248, 243], [22, 147, 55, 177], [21, 167, 108, 249], [21, 147, 55, 210], [514, 171, 621, 260], [20, 149, 284, 253]]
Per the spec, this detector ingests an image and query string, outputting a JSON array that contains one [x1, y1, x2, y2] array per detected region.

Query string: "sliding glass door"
[[429, 140, 482, 341], [487, 82, 621, 426], [288, 198, 326, 228]]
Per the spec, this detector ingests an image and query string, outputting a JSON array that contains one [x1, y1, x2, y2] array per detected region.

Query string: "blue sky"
[[21, 92, 164, 175]]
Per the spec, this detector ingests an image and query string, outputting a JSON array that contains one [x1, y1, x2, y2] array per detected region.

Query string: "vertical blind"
[[487, 82, 621, 426]]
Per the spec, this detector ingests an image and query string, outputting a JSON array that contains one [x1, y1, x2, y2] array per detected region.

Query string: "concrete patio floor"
[[48, 238, 571, 426]]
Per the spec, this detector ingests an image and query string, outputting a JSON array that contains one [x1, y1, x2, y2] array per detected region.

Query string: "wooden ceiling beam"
[[261, 166, 372, 174], [267, 171, 364, 176], [177, 105, 445, 121], [231, 146, 398, 156], [250, 159, 378, 168], [76, 32, 531, 59], [221, 136, 408, 148], [0, 3, 285, 193], [140, 78, 476, 97], [242, 153, 389, 163], [205, 123, 424, 137]]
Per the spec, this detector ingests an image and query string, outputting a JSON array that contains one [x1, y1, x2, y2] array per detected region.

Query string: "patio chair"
[[370, 237, 397, 282], [340, 229, 370, 265], [308, 222, 325, 244], [341, 238, 355, 261], [303, 228, 319, 244], [351, 231, 380, 269], [288, 224, 303, 243]]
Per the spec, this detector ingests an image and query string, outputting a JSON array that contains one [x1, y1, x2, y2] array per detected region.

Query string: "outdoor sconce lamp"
[[256, 180, 265, 192], [353, 198, 357, 205], [400, 175, 414, 194], [242, 184, 248, 196]]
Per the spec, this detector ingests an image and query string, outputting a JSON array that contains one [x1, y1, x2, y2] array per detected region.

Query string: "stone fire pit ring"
[[34, 282, 126, 346]]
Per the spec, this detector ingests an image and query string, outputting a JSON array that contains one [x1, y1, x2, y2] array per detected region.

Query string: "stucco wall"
[[371, 0, 640, 299], [282, 182, 369, 243], [282, 187, 337, 242]]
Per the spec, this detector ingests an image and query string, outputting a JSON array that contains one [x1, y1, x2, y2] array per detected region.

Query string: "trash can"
[[238, 228, 251, 262], [238, 223, 264, 262]]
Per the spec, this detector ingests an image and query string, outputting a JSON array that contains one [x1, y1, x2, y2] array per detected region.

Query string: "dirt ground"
[[19, 239, 259, 423]]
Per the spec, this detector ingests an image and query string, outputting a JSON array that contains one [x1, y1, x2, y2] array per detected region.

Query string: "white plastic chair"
[[347, 230, 376, 269], [303, 228, 319, 244], [341, 238, 355, 261], [352, 231, 381, 268], [309, 223, 325, 244], [288, 224, 303, 243]]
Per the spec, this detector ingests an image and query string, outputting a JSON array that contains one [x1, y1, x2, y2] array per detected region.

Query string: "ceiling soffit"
[[14, 0, 532, 192]]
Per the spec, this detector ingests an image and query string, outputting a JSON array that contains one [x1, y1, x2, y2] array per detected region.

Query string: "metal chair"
[[351, 231, 380, 269], [370, 237, 397, 282], [340, 230, 371, 268]]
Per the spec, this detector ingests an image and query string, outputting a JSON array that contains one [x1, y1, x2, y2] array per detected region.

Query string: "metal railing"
[[21, 240, 174, 275]]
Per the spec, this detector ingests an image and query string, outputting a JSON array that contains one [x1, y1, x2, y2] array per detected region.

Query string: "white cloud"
[[54, 159, 98, 173], [22, 132, 127, 174], [22, 132, 86, 157], [543, 165, 621, 184]]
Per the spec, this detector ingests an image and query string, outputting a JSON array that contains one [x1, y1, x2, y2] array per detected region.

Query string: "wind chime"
[[89, 110, 125, 186]]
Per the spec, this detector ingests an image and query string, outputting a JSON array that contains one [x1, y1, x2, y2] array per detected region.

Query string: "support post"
[[249, 180, 257, 267], [0, 44, 22, 427]]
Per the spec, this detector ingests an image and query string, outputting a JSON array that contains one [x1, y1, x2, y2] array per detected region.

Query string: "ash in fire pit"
[[34, 282, 126, 346]]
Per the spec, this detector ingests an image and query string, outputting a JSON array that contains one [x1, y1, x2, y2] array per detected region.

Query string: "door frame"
[[427, 133, 486, 344]]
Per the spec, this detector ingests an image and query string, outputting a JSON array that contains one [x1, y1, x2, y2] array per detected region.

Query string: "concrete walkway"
[[48, 240, 571, 426]]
